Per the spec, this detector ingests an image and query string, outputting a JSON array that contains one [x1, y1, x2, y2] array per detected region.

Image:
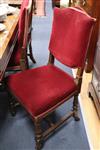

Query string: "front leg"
[[34, 119, 43, 150]]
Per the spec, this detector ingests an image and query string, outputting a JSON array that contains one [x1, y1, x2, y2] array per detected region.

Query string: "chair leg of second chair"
[[73, 94, 80, 121], [7, 92, 17, 116], [28, 42, 36, 64], [20, 57, 29, 70]]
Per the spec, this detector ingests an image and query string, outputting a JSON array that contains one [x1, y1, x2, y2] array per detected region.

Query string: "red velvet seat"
[[7, 0, 36, 71], [8, 65, 77, 116], [6, 7, 96, 150]]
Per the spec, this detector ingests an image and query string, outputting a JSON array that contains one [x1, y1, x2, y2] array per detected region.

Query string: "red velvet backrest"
[[22, 0, 33, 49], [49, 7, 96, 68], [18, 0, 29, 47]]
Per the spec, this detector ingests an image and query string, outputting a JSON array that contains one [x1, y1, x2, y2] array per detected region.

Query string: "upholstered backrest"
[[18, 0, 29, 47], [7, 0, 33, 67], [49, 7, 96, 68], [12, 0, 33, 65], [22, 0, 33, 49]]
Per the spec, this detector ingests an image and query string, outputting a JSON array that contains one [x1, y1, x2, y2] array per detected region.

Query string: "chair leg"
[[20, 57, 29, 70], [73, 94, 80, 121], [45, 116, 54, 127], [34, 119, 43, 150], [8, 93, 17, 116], [29, 42, 36, 64]]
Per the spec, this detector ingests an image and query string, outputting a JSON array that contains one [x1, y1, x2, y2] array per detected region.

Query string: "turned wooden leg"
[[45, 115, 54, 127], [8, 93, 17, 116], [73, 94, 80, 121], [20, 57, 29, 70], [34, 119, 43, 150]]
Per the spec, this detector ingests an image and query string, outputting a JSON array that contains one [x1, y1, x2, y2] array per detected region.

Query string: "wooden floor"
[[78, 71, 100, 150]]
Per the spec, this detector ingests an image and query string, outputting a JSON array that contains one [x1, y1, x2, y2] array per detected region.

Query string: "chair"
[[7, 0, 36, 71], [6, 7, 95, 150]]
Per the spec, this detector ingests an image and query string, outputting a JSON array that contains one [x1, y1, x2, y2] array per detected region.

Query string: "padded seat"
[[7, 65, 77, 116]]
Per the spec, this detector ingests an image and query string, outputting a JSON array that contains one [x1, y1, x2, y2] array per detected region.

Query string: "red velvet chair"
[[7, 0, 36, 71], [6, 7, 95, 150]]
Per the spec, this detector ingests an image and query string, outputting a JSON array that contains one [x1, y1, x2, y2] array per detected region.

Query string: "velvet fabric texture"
[[18, 0, 29, 46], [8, 0, 29, 66], [7, 65, 77, 117], [49, 7, 95, 68]]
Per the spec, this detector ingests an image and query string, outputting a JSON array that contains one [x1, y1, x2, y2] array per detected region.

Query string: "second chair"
[[7, 0, 36, 71]]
